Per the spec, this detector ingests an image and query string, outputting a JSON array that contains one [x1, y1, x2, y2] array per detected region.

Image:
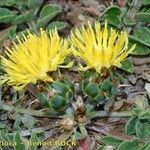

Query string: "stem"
[[92, 110, 133, 118], [0, 103, 59, 118]]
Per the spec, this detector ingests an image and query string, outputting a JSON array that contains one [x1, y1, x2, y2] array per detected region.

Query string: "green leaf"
[[100, 79, 111, 92], [120, 58, 134, 73], [5, 0, 14, 6], [8, 25, 17, 39], [72, 131, 86, 140], [27, 0, 44, 9], [0, 7, 15, 24], [30, 132, 39, 150], [136, 120, 150, 139], [37, 93, 50, 108], [47, 21, 67, 31], [135, 12, 150, 23], [0, 130, 10, 141], [21, 115, 36, 129], [61, 78, 74, 91], [13, 11, 34, 24], [138, 110, 150, 120], [123, 16, 136, 26], [102, 136, 123, 147], [53, 81, 70, 95], [36, 4, 61, 29], [140, 140, 150, 150], [85, 82, 99, 98], [36, 11, 60, 29], [39, 4, 61, 19], [0, 8, 12, 16], [0, 14, 15, 24], [14, 132, 25, 150], [0, 0, 5, 6], [93, 94, 106, 103], [134, 28, 150, 47], [51, 95, 66, 110], [135, 96, 149, 110], [118, 140, 139, 150], [125, 116, 138, 135], [129, 42, 150, 55], [132, 108, 141, 116], [14, 0, 25, 6], [102, 6, 122, 27], [13, 114, 21, 130], [86, 104, 94, 114], [0, 123, 5, 129], [79, 123, 88, 137], [142, 0, 150, 5]]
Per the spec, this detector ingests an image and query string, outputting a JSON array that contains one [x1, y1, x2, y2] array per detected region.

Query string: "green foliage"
[[13, 10, 35, 25], [84, 83, 99, 98], [133, 28, 150, 48], [30, 132, 39, 150], [27, 0, 44, 9], [102, 6, 122, 27], [14, 132, 25, 150], [47, 21, 67, 31], [82, 71, 118, 104], [101, 96, 150, 149], [51, 95, 67, 111], [120, 58, 134, 73], [102, 136, 123, 147], [118, 140, 139, 150], [21, 114, 36, 129], [142, 0, 150, 5], [136, 120, 150, 139], [0, 7, 16, 24], [140, 140, 150, 150], [125, 97, 150, 139], [135, 12, 150, 23], [0, 1, 150, 150], [125, 116, 138, 135], [37, 78, 74, 112], [129, 39, 150, 55], [0, 1, 67, 44], [36, 4, 62, 29], [102, 1, 150, 56]]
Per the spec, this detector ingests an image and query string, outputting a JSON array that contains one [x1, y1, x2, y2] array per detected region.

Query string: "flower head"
[[71, 21, 136, 72], [0, 29, 71, 90]]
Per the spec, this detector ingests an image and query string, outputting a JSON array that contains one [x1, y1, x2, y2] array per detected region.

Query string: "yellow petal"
[[71, 20, 136, 73], [0, 29, 70, 90]]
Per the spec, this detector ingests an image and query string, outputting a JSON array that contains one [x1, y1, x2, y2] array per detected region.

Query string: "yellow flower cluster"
[[70, 21, 136, 72], [0, 29, 71, 90], [0, 21, 136, 90]]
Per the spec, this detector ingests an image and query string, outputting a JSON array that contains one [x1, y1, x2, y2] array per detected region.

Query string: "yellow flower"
[[70, 21, 136, 72], [0, 29, 71, 90]]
